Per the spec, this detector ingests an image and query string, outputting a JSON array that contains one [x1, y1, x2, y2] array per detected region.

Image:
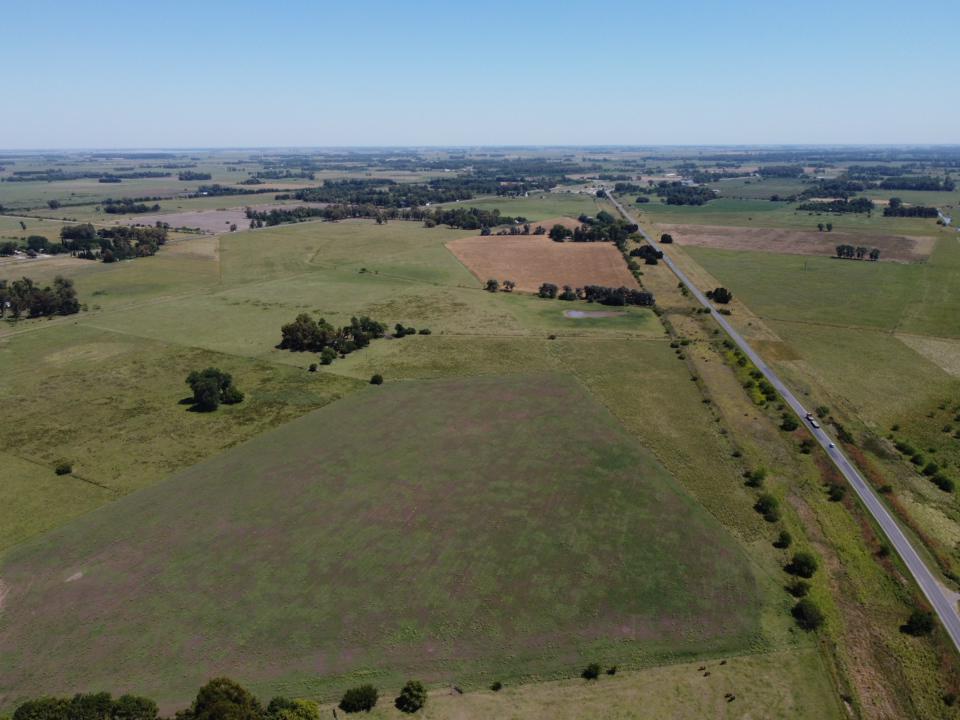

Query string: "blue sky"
[[2, 0, 958, 148]]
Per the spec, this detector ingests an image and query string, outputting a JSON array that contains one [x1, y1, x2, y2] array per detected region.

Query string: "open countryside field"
[[633, 196, 953, 238], [661, 223, 934, 262], [9, 146, 960, 719], [0, 374, 761, 709], [317, 648, 840, 720]]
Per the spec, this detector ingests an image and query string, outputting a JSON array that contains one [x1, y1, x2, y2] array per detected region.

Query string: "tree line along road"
[[606, 190, 960, 652]]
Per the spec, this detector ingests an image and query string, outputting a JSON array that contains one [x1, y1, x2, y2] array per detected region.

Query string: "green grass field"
[[314, 647, 841, 719], [0, 374, 761, 709], [632, 197, 949, 237], [0, 187, 843, 718]]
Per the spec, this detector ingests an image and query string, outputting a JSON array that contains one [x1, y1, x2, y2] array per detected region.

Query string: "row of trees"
[[797, 198, 875, 214], [538, 282, 655, 307], [0, 276, 79, 318], [245, 203, 526, 231], [883, 198, 939, 217], [879, 176, 955, 191], [835, 244, 880, 260], [10, 677, 432, 719], [102, 199, 161, 214]]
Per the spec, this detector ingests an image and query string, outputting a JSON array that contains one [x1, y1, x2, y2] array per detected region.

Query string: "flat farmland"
[[447, 227, 638, 293], [661, 223, 934, 262], [0, 373, 761, 710]]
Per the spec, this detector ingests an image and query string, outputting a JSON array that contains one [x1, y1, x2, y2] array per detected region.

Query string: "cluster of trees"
[[178, 171, 212, 181], [102, 198, 161, 214], [185, 368, 244, 412], [61, 224, 168, 262], [758, 164, 806, 178], [0, 235, 72, 257], [800, 179, 866, 199], [835, 244, 880, 261], [286, 176, 531, 208], [279, 314, 388, 363], [797, 198, 875, 214], [254, 169, 316, 180], [883, 198, 939, 217], [484, 279, 516, 292], [538, 282, 655, 307], [629, 244, 663, 265], [12, 692, 158, 720], [191, 184, 278, 197], [547, 212, 637, 246], [655, 182, 716, 205], [0, 276, 79, 318]]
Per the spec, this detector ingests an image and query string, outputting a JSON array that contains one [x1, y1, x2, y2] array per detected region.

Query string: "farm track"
[[608, 190, 960, 653]]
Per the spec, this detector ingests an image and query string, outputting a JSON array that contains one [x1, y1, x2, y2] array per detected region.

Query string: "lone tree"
[[792, 598, 825, 630], [182, 678, 263, 720], [186, 368, 244, 411], [339, 685, 378, 714], [706, 287, 733, 304], [394, 681, 427, 714], [659, 232, 673, 243], [485, 278, 500, 292], [502, 279, 516, 292], [370, 373, 384, 385]]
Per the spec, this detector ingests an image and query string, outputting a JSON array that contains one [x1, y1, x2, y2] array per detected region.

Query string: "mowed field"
[[447, 219, 637, 293], [0, 374, 760, 709], [661, 223, 934, 262]]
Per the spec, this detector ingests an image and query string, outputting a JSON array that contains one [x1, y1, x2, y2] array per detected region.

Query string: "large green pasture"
[[437, 191, 603, 221], [633, 197, 949, 237], [0, 374, 761, 709]]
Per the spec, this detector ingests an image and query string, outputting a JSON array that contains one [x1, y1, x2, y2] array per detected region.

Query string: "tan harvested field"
[[447, 218, 638, 292], [116, 202, 327, 234], [659, 223, 934, 262]]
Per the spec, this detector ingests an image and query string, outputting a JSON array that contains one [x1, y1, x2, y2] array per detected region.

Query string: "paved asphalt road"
[[607, 191, 960, 651]]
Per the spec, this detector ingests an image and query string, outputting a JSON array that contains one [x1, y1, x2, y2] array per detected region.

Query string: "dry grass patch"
[[446, 218, 637, 293], [660, 223, 934, 262]]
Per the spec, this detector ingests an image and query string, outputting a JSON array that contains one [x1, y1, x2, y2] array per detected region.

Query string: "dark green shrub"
[[581, 663, 601, 680], [370, 374, 384, 385], [901, 610, 935, 636], [489, 681, 502, 692], [754, 494, 780, 522], [55, 462, 72, 476], [787, 580, 810, 597], [787, 551, 818, 578], [774, 530, 792, 549], [339, 685, 378, 713], [394, 681, 427, 714], [792, 598, 825, 630]]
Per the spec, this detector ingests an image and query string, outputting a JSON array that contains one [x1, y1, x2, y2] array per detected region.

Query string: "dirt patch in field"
[[447, 217, 637, 293], [564, 310, 624, 319], [113, 203, 328, 235], [659, 223, 934, 262], [896, 333, 960, 377]]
